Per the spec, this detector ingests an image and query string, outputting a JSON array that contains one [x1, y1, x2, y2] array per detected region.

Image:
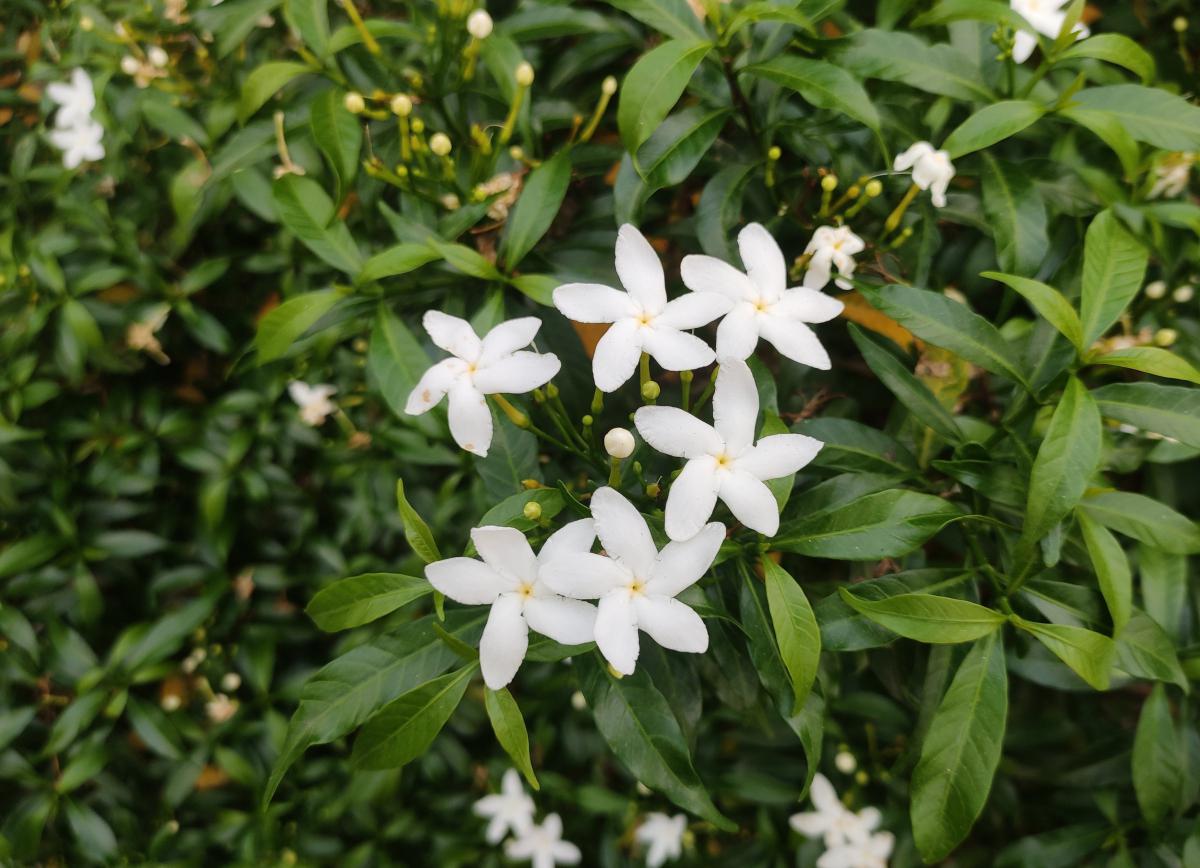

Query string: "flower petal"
[[809, 773, 839, 812], [662, 458, 720, 542], [536, 518, 596, 566], [790, 810, 833, 838], [802, 252, 834, 291], [649, 521, 724, 596], [759, 317, 831, 370], [479, 593, 529, 689], [615, 224, 667, 314], [712, 356, 759, 455], [634, 406, 722, 459], [634, 596, 708, 653], [595, 591, 640, 675], [523, 596, 597, 645], [1012, 29, 1037, 63], [473, 351, 561, 394], [718, 470, 781, 536], [774, 288, 844, 324], [405, 358, 466, 414], [641, 327, 715, 372], [425, 557, 507, 605], [478, 317, 541, 366], [591, 486, 658, 579], [656, 292, 734, 330], [592, 318, 643, 392], [553, 283, 633, 323], [540, 552, 629, 599], [447, 381, 493, 456], [680, 254, 757, 300], [423, 310, 481, 360], [715, 302, 760, 360], [471, 526, 538, 584], [737, 433, 823, 481], [738, 222, 787, 300]]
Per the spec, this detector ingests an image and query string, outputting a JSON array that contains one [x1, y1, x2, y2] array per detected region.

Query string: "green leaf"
[[115, 595, 216, 674], [507, 273, 558, 306], [696, 163, 755, 262], [1079, 491, 1200, 555], [1139, 545, 1187, 641], [43, 690, 107, 756], [982, 271, 1083, 353], [1057, 34, 1155, 83], [0, 534, 64, 579], [477, 413, 539, 500], [484, 688, 540, 790], [634, 106, 730, 189], [1076, 511, 1131, 634], [359, 243, 440, 285], [1070, 85, 1200, 151], [500, 151, 572, 270], [427, 239, 503, 280], [255, 288, 341, 363], [351, 664, 476, 769], [284, 0, 329, 57], [838, 590, 1006, 644], [602, 0, 707, 41], [817, 570, 972, 651], [794, 417, 917, 476], [942, 101, 1045, 158], [912, 0, 1034, 31], [980, 156, 1048, 278], [1132, 685, 1181, 826], [1115, 610, 1187, 691], [775, 489, 962, 560], [746, 56, 881, 133], [1088, 347, 1200, 385], [272, 175, 363, 274], [310, 88, 361, 198], [579, 654, 735, 830], [367, 303, 437, 432], [306, 573, 431, 632], [63, 800, 117, 860], [618, 39, 712, 155], [911, 633, 1008, 862], [238, 61, 311, 122], [396, 478, 442, 563], [762, 559, 820, 715], [1078, 210, 1148, 347], [475, 489, 565, 532], [834, 29, 992, 101], [1091, 382, 1200, 449], [1057, 106, 1141, 180], [1010, 615, 1115, 690]]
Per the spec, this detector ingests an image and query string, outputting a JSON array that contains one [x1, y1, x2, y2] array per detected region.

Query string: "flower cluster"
[[789, 774, 894, 868], [473, 769, 581, 868], [45, 68, 105, 169]]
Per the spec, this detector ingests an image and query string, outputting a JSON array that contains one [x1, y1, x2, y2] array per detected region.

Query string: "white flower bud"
[[161, 694, 182, 712], [604, 427, 635, 459], [221, 672, 242, 692], [429, 132, 452, 156], [467, 9, 493, 39], [601, 75, 617, 96], [515, 61, 534, 87], [1173, 285, 1195, 303], [344, 91, 365, 114], [147, 45, 169, 67], [120, 55, 140, 76], [570, 690, 587, 710], [390, 94, 413, 117], [1144, 280, 1168, 299], [835, 750, 857, 774]]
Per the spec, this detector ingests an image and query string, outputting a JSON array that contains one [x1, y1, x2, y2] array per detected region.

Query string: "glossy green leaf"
[[1087, 347, 1200, 385], [817, 570, 972, 651], [746, 56, 881, 133], [838, 590, 1006, 644], [980, 156, 1048, 278], [1076, 511, 1131, 634], [1010, 615, 1115, 690], [635, 106, 730, 189], [1115, 610, 1187, 691], [272, 175, 363, 274], [427, 239, 503, 280], [795, 417, 917, 476], [500, 151, 572, 269], [1071, 85, 1200, 151], [351, 664, 476, 769], [396, 478, 442, 563], [359, 243, 440, 285], [284, 0, 329, 57], [1132, 685, 1181, 826], [306, 573, 431, 632], [982, 271, 1083, 353], [776, 489, 962, 559], [485, 688, 540, 790], [237, 61, 311, 122], [1091, 382, 1200, 448], [310, 88, 361, 198], [602, 0, 707, 41], [943, 101, 1044, 158], [617, 39, 712, 154], [1079, 491, 1200, 555], [835, 29, 992, 101], [1057, 34, 1155, 83], [1079, 210, 1148, 347], [762, 559, 820, 715], [255, 288, 342, 363]]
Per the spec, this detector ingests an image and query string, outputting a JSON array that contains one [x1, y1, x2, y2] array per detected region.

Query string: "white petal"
[[405, 358, 466, 414], [425, 558, 508, 605], [473, 351, 560, 394], [591, 486, 658, 579], [802, 254, 833, 291], [718, 471, 781, 536], [634, 406, 722, 459], [479, 593, 529, 689], [478, 317, 541, 366], [471, 526, 538, 584], [712, 356, 759, 455], [423, 310, 481, 360], [540, 552, 629, 599], [536, 518, 596, 566], [634, 596, 708, 653], [288, 381, 315, 405], [759, 317, 831, 370], [816, 848, 856, 868], [715, 303, 761, 360], [893, 142, 922, 172], [523, 596, 597, 645], [790, 811, 833, 837], [501, 767, 526, 797], [552, 841, 582, 865], [594, 591, 640, 675], [641, 327, 715, 372], [553, 283, 633, 323], [615, 224, 667, 314], [656, 292, 734, 330], [680, 254, 757, 300], [737, 433, 823, 481], [809, 774, 840, 812], [592, 318, 644, 392], [447, 381, 493, 456], [1012, 29, 1037, 63], [663, 458, 720, 543], [738, 223, 787, 300], [505, 836, 535, 859], [774, 288, 844, 324], [650, 521, 724, 596]]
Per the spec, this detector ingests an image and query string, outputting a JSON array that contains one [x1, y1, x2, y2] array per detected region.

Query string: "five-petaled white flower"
[[47, 68, 97, 129], [789, 774, 885, 850], [505, 813, 581, 868], [804, 225, 865, 292], [405, 312, 560, 456], [818, 831, 895, 868], [541, 487, 721, 676], [1009, 0, 1088, 63], [894, 142, 955, 208], [425, 521, 598, 689], [635, 357, 822, 540], [634, 812, 688, 867], [473, 768, 535, 845], [681, 223, 844, 369], [49, 119, 105, 169], [288, 381, 337, 426], [553, 224, 731, 392]]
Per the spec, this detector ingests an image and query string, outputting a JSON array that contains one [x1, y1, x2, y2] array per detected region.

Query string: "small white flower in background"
[[1009, 0, 1089, 63], [46, 67, 96, 129], [1148, 152, 1195, 199], [425, 521, 598, 689], [473, 768, 536, 845], [467, 8, 494, 39], [1175, 285, 1195, 303], [288, 381, 337, 426], [49, 118, 106, 169], [635, 357, 822, 540], [634, 813, 687, 867], [893, 141, 955, 207], [818, 830, 895, 868], [553, 224, 732, 392], [405, 313, 561, 456], [205, 694, 238, 724], [834, 750, 857, 774], [126, 303, 171, 364], [505, 813, 581, 868], [604, 427, 635, 459], [681, 222, 843, 369], [541, 487, 721, 676], [147, 45, 170, 68], [789, 774, 885, 851], [804, 225, 865, 292]]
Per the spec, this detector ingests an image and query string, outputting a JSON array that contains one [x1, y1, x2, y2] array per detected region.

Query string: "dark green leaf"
[[617, 39, 712, 154], [306, 573, 431, 632], [1132, 685, 1182, 826], [838, 590, 1006, 643], [775, 489, 962, 559], [485, 688, 540, 790], [351, 665, 476, 769], [500, 152, 572, 270], [762, 559, 820, 715]]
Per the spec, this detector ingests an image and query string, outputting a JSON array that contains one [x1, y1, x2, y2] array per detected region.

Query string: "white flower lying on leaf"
[[425, 521, 597, 689], [818, 831, 895, 868], [1149, 152, 1195, 199], [1009, 0, 1089, 63], [894, 141, 955, 207], [804, 225, 865, 292], [47, 67, 97, 129], [541, 487, 721, 676], [553, 224, 731, 392], [49, 118, 105, 169], [634, 812, 687, 867], [681, 222, 844, 370], [790, 774, 892, 868], [635, 357, 822, 540], [473, 768, 535, 844], [288, 381, 337, 426], [405, 312, 560, 456], [505, 813, 581, 868]]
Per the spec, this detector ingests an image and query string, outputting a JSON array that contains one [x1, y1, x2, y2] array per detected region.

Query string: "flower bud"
[[429, 132, 452, 156], [821, 174, 838, 192], [221, 672, 242, 692], [1174, 16, 1188, 32], [80, 16, 94, 31], [854, 770, 869, 785], [602, 75, 618, 95], [1144, 280, 1168, 299], [161, 694, 182, 712], [523, 501, 543, 521], [1173, 285, 1194, 303], [515, 61, 534, 87], [865, 179, 883, 197], [120, 55, 140, 75], [1154, 328, 1178, 347], [344, 91, 366, 114], [604, 427, 635, 459], [581, 414, 593, 427], [411, 117, 425, 134], [835, 750, 857, 774], [641, 381, 660, 401], [570, 690, 587, 710], [148, 45, 169, 67], [390, 94, 413, 116], [645, 482, 661, 498], [522, 478, 541, 489], [767, 145, 781, 161], [467, 9, 494, 39], [509, 146, 525, 161]]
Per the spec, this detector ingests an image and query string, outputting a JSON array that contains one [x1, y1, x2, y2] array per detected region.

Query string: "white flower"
[[818, 831, 895, 868], [541, 487, 721, 676], [405, 313, 560, 457], [49, 118, 105, 169], [803, 225, 865, 292], [834, 750, 857, 774], [893, 141, 955, 207], [789, 774, 883, 850], [1149, 152, 1195, 199], [46, 67, 96, 129], [604, 428, 635, 459], [634, 813, 687, 867], [553, 225, 732, 392], [288, 381, 337, 426], [505, 813, 581, 868], [634, 357, 822, 540], [1010, 0, 1089, 63], [473, 768, 535, 844], [680, 223, 843, 369], [147, 45, 169, 68], [425, 521, 598, 689], [467, 8, 494, 39]]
